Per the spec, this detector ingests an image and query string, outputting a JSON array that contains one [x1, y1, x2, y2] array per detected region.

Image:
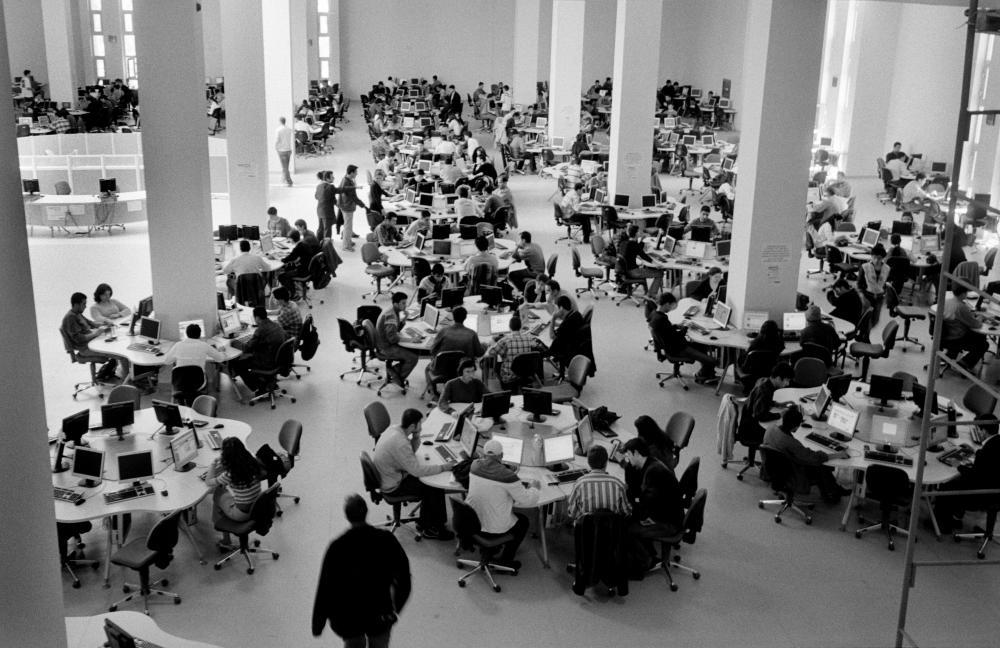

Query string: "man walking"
[[275, 116, 294, 187]]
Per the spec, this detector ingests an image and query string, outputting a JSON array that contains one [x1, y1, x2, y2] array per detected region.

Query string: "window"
[[90, 6, 104, 80], [124, 35, 136, 57], [317, 1, 332, 82], [319, 15, 328, 34], [123, 13, 132, 32], [123, 3, 138, 88], [320, 60, 330, 81], [92, 34, 105, 57], [90, 0, 102, 10], [318, 36, 330, 59], [121, 0, 132, 10], [317, 0, 328, 13], [92, 13, 102, 33]]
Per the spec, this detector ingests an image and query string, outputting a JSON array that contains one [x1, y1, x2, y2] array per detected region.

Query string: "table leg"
[[839, 469, 861, 531], [922, 490, 942, 540], [538, 507, 550, 569], [102, 520, 114, 587], [180, 513, 207, 565]]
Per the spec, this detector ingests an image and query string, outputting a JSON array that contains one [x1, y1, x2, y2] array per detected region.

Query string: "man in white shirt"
[[375, 152, 395, 177], [223, 240, 270, 277], [275, 116, 294, 187], [560, 182, 592, 243], [808, 186, 847, 222], [900, 173, 928, 207], [439, 159, 464, 185], [434, 137, 457, 158], [162, 323, 225, 371], [885, 156, 908, 182], [466, 439, 540, 569]]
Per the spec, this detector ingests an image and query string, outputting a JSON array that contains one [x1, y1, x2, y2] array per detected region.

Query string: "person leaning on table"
[[760, 406, 850, 504]]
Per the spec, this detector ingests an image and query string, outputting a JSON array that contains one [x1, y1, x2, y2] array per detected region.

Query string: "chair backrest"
[[953, 260, 981, 290], [963, 384, 998, 418], [571, 246, 582, 273], [275, 337, 298, 374], [679, 488, 707, 543], [880, 320, 899, 354], [360, 319, 379, 355], [760, 448, 796, 494], [863, 464, 911, 504], [510, 351, 544, 385], [361, 242, 382, 265], [581, 306, 593, 326], [591, 235, 607, 257], [191, 394, 218, 417], [278, 419, 303, 457], [338, 318, 360, 349], [793, 357, 827, 388], [55, 180, 72, 195], [171, 365, 206, 394], [357, 305, 381, 327], [890, 372, 919, 394], [684, 280, 701, 298], [235, 273, 266, 307], [566, 355, 592, 392], [146, 509, 183, 561], [364, 401, 391, 444], [546, 253, 558, 277], [665, 412, 695, 450], [107, 385, 141, 409], [986, 247, 999, 273], [741, 350, 780, 377], [249, 484, 280, 536], [797, 342, 833, 368], [467, 263, 497, 296], [432, 350, 465, 381], [679, 457, 700, 508], [449, 496, 483, 540], [360, 451, 384, 500], [412, 257, 432, 284], [884, 284, 901, 313]]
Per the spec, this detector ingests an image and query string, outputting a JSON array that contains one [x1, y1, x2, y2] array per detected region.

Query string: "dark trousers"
[[385, 475, 446, 529], [479, 512, 530, 563], [343, 630, 391, 648], [508, 269, 538, 291], [233, 357, 270, 390], [569, 213, 592, 242], [318, 215, 334, 240], [805, 465, 842, 500], [945, 333, 989, 370], [675, 343, 717, 377]]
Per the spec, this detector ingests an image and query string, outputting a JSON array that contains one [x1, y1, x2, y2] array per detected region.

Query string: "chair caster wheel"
[[953, 534, 961, 543], [682, 386, 689, 391], [123, 585, 131, 593], [670, 583, 678, 592], [888, 542, 895, 551], [249, 402, 255, 407], [737, 475, 744, 481], [290, 398, 296, 403], [978, 551, 986, 559], [174, 597, 182, 604], [276, 510, 283, 518], [73, 581, 81, 589], [199, 559, 207, 566], [161, 579, 168, 586], [273, 553, 279, 559], [855, 531, 862, 539], [213, 564, 221, 570], [414, 535, 421, 542], [293, 497, 300, 504], [693, 572, 700, 580], [72, 395, 78, 400], [247, 567, 254, 574], [774, 516, 782, 524], [758, 502, 763, 509], [109, 605, 118, 612], [805, 517, 813, 525], [458, 580, 466, 588]]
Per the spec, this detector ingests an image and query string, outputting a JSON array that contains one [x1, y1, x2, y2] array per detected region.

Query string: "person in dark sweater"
[[622, 437, 684, 568], [935, 415, 1000, 533], [312, 494, 411, 648], [736, 362, 794, 450], [799, 304, 841, 356], [648, 292, 718, 383], [827, 279, 867, 326]]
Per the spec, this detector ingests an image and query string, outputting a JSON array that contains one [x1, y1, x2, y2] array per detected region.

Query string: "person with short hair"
[[761, 406, 850, 503], [61, 292, 114, 366], [509, 231, 546, 290], [566, 446, 632, 521], [549, 294, 586, 372], [403, 210, 432, 241], [900, 172, 928, 207], [89, 283, 131, 324], [621, 225, 663, 299], [271, 286, 303, 340], [861, 243, 890, 324], [942, 283, 988, 372], [375, 212, 403, 247], [231, 306, 286, 397], [162, 322, 225, 371], [275, 117, 294, 186], [687, 266, 726, 302], [295, 218, 321, 250], [560, 181, 593, 243], [684, 205, 720, 238], [885, 141, 908, 163], [266, 206, 292, 238], [934, 414, 1000, 533], [375, 292, 419, 385], [417, 262, 452, 302], [312, 494, 412, 647], [315, 170, 340, 239], [338, 164, 368, 252], [429, 306, 484, 360], [809, 186, 848, 222], [466, 438, 540, 570], [827, 279, 867, 326], [621, 437, 684, 565], [372, 408, 454, 540], [223, 239, 270, 277], [648, 292, 718, 383], [438, 359, 487, 410], [484, 316, 548, 389], [464, 235, 500, 277], [737, 362, 794, 451]]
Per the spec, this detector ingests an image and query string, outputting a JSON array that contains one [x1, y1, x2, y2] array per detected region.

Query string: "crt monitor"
[[641, 194, 656, 208], [431, 224, 450, 240], [117, 449, 154, 482], [137, 296, 154, 317], [432, 240, 452, 257], [689, 226, 713, 242], [218, 224, 238, 241], [403, 188, 416, 204], [722, 157, 735, 171], [418, 193, 435, 207], [440, 287, 465, 309], [783, 312, 806, 332], [594, 189, 606, 204], [891, 220, 913, 236], [682, 134, 697, 146], [138, 316, 161, 343], [480, 390, 512, 423], [543, 434, 575, 470], [825, 373, 852, 402], [22, 178, 40, 194], [99, 178, 117, 194], [575, 414, 596, 455], [861, 227, 880, 247], [170, 430, 199, 472], [219, 310, 242, 337], [152, 399, 185, 435], [715, 239, 731, 257], [522, 388, 553, 423], [72, 446, 105, 487], [101, 401, 135, 439], [414, 232, 426, 251], [868, 374, 904, 408], [613, 194, 629, 208], [701, 135, 715, 146], [491, 433, 524, 466]]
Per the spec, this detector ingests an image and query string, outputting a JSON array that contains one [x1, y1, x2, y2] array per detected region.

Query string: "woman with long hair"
[[206, 437, 264, 531]]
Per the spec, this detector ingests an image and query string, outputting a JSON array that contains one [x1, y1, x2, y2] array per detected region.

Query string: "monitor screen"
[[491, 433, 524, 466], [827, 404, 859, 436], [826, 373, 851, 402], [814, 385, 832, 419], [139, 316, 160, 342], [613, 194, 629, 208], [422, 304, 439, 328], [662, 235, 676, 254], [481, 390, 512, 420], [219, 311, 242, 337], [743, 311, 768, 331], [446, 194, 459, 205], [431, 224, 450, 240], [170, 430, 199, 472], [522, 388, 552, 422], [218, 224, 238, 241], [259, 232, 273, 253], [418, 160, 431, 172], [891, 221, 913, 236], [22, 178, 40, 194], [685, 240, 708, 258], [713, 303, 732, 329], [414, 232, 426, 251], [869, 374, 903, 405], [921, 233, 940, 252], [460, 425, 481, 458], [715, 240, 731, 257], [722, 158, 734, 171], [861, 228, 880, 247], [432, 240, 452, 257], [682, 135, 697, 146], [594, 189, 606, 205], [701, 135, 715, 146], [101, 401, 135, 432], [441, 287, 465, 308], [551, 136, 564, 149], [689, 226, 712, 242], [404, 188, 416, 204], [783, 312, 806, 332], [690, 88, 702, 98], [418, 193, 434, 207], [641, 194, 656, 208], [415, 102, 427, 111], [72, 447, 105, 483], [480, 285, 502, 308], [136, 296, 154, 318], [99, 178, 117, 194], [240, 225, 260, 241], [931, 161, 947, 173], [117, 450, 154, 482], [575, 415, 595, 455], [62, 409, 90, 445], [152, 399, 184, 434], [419, 117, 432, 127], [869, 414, 905, 448], [543, 434, 575, 466], [400, 101, 411, 111], [911, 383, 939, 415]]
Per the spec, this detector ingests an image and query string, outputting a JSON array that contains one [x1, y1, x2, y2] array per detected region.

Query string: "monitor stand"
[[114, 427, 130, 441], [527, 412, 547, 424], [877, 443, 898, 454], [78, 477, 101, 488], [162, 425, 179, 436], [52, 442, 69, 473], [492, 416, 506, 431], [546, 462, 570, 472], [175, 461, 196, 472]]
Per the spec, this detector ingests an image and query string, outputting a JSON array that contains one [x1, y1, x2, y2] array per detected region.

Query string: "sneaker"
[[419, 526, 455, 541]]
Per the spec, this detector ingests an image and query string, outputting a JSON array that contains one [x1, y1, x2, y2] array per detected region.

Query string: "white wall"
[[3, 0, 47, 82], [201, 0, 224, 80], [581, 0, 616, 87]]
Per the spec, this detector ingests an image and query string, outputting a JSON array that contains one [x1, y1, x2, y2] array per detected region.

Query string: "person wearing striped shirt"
[[483, 316, 548, 388], [206, 437, 265, 545], [567, 446, 631, 522]]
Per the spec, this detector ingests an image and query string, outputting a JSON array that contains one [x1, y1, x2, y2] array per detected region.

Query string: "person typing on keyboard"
[[205, 437, 265, 546], [161, 322, 224, 371], [483, 316, 549, 390], [231, 307, 286, 400], [648, 292, 718, 384], [222, 239, 270, 278], [438, 359, 486, 411], [934, 414, 1000, 533], [566, 446, 630, 522], [761, 407, 850, 504]]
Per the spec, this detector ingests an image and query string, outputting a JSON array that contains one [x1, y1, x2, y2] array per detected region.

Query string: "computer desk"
[[417, 397, 625, 567], [380, 237, 516, 277], [775, 381, 968, 537], [52, 405, 251, 584], [66, 611, 223, 648], [24, 191, 147, 235], [397, 304, 551, 353]]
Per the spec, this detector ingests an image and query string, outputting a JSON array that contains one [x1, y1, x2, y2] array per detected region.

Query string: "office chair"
[[450, 497, 517, 592], [290, 315, 318, 378], [553, 203, 580, 244], [338, 318, 380, 385], [213, 483, 281, 574], [792, 357, 827, 388], [795, 343, 838, 373], [884, 285, 924, 352], [758, 449, 814, 524], [246, 338, 298, 409], [362, 243, 396, 300], [645, 489, 707, 591], [170, 365, 206, 407], [108, 509, 183, 614], [292, 252, 325, 309], [805, 231, 832, 278], [612, 261, 647, 307], [954, 496, 1000, 559], [649, 327, 696, 390], [509, 352, 545, 393], [590, 236, 615, 288], [361, 320, 407, 397], [679, 457, 700, 509], [953, 260, 981, 298], [360, 452, 422, 540], [849, 320, 899, 382], [962, 384, 998, 419], [60, 328, 116, 399], [191, 394, 218, 417], [107, 384, 141, 409], [539, 355, 592, 403], [569, 511, 629, 597], [363, 401, 391, 447], [665, 412, 695, 456], [855, 464, 911, 551], [571, 247, 607, 299], [683, 280, 703, 299], [274, 419, 303, 515], [58, 521, 98, 588], [424, 350, 464, 402], [546, 252, 559, 279], [234, 273, 267, 307]]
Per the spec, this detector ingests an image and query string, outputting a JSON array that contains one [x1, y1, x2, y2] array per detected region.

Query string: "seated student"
[[417, 262, 452, 303], [454, 185, 480, 219], [271, 286, 303, 340], [464, 236, 500, 277], [808, 186, 848, 222], [887, 233, 908, 259], [687, 267, 726, 301], [429, 306, 484, 360], [827, 279, 867, 326], [484, 316, 549, 390], [438, 359, 487, 411], [806, 215, 834, 252], [942, 284, 987, 372], [935, 414, 1000, 533], [277, 230, 316, 296], [548, 295, 586, 372], [373, 408, 454, 540], [899, 172, 928, 208], [648, 292, 718, 384], [162, 323, 224, 371], [620, 225, 663, 299], [266, 206, 292, 238], [466, 439, 541, 569], [294, 218, 321, 250], [404, 210, 432, 241], [89, 283, 131, 324], [206, 437, 265, 546], [621, 437, 684, 565], [61, 291, 115, 373], [684, 205, 720, 239], [761, 406, 850, 503], [509, 231, 546, 290], [736, 362, 794, 452], [885, 141, 909, 163], [375, 212, 403, 247], [799, 305, 840, 356], [634, 415, 675, 466], [223, 239, 270, 277], [231, 307, 286, 398], [566, 445, 632, 522], [746, 319, 786, 356], [560, 181, 593, 244]]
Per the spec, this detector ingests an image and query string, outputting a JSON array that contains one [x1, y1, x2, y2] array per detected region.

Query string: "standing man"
[[339, 164, 368, 252], [312, 494, 411, 648], [275, 117, 294, 187]]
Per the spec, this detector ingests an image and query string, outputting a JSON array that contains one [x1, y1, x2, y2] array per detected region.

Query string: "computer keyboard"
[[782, 331, 800, 341], [687, 322, 709, 335], [937, 444, 975, 468], [970, 426, 987, 445], [53, 486, 84, 504], [683, 306, 699, 317], [103, 482, 155, 504], [205, 430, 222, 450], [126, 342, 160, 353], [230, 332, 254, 351], [805, 432, 846, 452], [863, 449, 914, 467], [553, 468, 588, 483], [529, 322, 547, 335], [435, 445, 468, 464]]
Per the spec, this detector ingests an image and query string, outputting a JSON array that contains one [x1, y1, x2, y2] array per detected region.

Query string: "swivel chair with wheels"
[[645, 489, 707, 591], [191, 394, 218, 417], [885, 285, 925, 352], [650, 327, 697, 390], [363, 401, 391, 447], [572, 246, 607, 299], [758, 448, 814, 524], [360, 452, 422, 540], [849, 320, 899, 382], [247, 338, 298, 408], [854, 464, 912, 551], [954, 499, 1000, 559], [170, 365, 206, 407], [338, 318, 380, 385], [361, 320, 406, 397], [107, 384, 141, 409], [424, 350, 464, 401], [539, 355, 592, 403], [665, 412, 695, 457], [450, 497, 516, 592], [275, 419, 303, 515], [58, 521, 98, 588], [962, 383, 998, 420], [679, 457, 700, 509], [108, 510, 183, 614], [213, 483, 280, 574], [60, 328, 115, 399]]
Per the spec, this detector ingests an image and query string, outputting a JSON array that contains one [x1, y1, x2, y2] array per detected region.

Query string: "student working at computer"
[[648, 292, 718, 384], [230, 307, 286, 399], [934, 414, 1000, 533], [223, 240, 271, 277], [761, 406, 850, 504], [61, 292, 118, 378], [483, 316, 548, 390], [621, 437, 684, 573], [942, 284, 988, 374], [89, 283, 131, 324], [737, 363, 794, 452], [206, 437, 265, 546], [376, 293, 420, 387]]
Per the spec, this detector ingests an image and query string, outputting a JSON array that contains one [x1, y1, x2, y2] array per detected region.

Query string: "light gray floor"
[[39, 115, 1000, 648]]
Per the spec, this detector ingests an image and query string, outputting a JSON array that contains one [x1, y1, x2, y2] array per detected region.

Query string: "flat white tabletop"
[[33, 191, 146, 205], [66, 611, 224, 648]]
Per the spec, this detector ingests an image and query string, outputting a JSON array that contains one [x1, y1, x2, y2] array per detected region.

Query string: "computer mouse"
[[709, 336, 718, 341], [801, 423, 812, 429], [160, 490, 168, 497], [155, 351, 164, 356], [422, 440, 432, 446], [213, 423, 224, 429]]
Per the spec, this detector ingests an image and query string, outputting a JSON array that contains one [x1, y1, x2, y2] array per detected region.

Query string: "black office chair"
[[854, 464, 912, 551], [572, 246, 607, 299], [362, 242, 396, 300], [363, 401, 391, 448], [450, 497, 517, 592], [213, 483, 280, 574], [360, 451, 422, 540], [758, 448, 814, 524], [58, 521, 98, 588], [792, 357, 827, 388], [509, 352, 545, 393], [424, 350, 464, 402], [361, 320, 407, 397], [645, 489, 707, 592], [963, 383, 998, 419], [338, 318, 380, 385], [849, 320, 899, 382], [247, 338, 298, 408], [60, 328, 115, 399], [679, 457, 700, 509], [885, 285, 925, 352], [234, 273, 267, 307], [665, 412, 695, 457], [649, 326, 696, 390], [274, 419, 303, 515], [539, 355, 592, 403], [954, 497, 1000, 559], [170, 365, 206, 407], [735, 350, 780, 393], [108, 510, 183, 614]]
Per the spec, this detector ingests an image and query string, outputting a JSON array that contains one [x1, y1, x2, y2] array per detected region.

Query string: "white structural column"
[[728, 0, 827, 324], [132, 0, 218, 336], [968, 36, 1000, 205], [220, 0, 269, 221], [327, 0, 342, 85], [41, 0, 77, 103], [548, 0, 585, 144], [289, 0, 309, 103], [607, 0, 662, 207], [263, 0, 296, 177], [0, 5, 68, 645], [512, 0, 541, 107]]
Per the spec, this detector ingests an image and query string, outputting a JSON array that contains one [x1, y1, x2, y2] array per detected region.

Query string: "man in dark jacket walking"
[[312, 494, 411, 647]]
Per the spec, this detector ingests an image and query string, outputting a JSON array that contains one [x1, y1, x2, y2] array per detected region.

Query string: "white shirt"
[[275, 125, 293, 152], [455, 197, 480, 218], [885, 158, 907, 180], [561, 189, 581, 215], [162, 338, 225, 370], [434, 140, 456, 156], [901, 180, 927, 204], [466, 464, 539, 534]]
